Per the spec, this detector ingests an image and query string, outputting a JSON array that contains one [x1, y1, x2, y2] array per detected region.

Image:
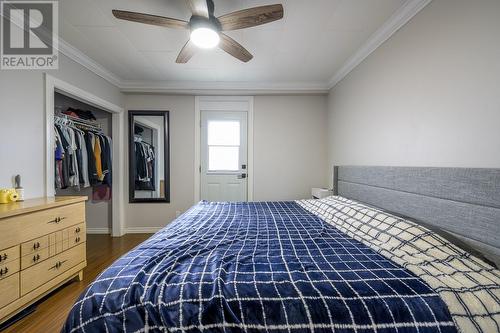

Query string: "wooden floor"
[[1, 233, 151, 333]]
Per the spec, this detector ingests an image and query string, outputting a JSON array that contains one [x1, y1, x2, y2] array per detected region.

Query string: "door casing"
[[44, 74, 125, 236], [194, 96, 254, 203]]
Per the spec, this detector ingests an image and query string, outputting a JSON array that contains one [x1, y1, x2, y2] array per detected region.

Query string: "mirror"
[[129, 111, 170, 203]]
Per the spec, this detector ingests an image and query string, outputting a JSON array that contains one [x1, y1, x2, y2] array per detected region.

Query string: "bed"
[[63, 166, 500, 333]]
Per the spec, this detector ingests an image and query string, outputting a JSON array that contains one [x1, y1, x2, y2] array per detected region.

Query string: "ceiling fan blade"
[[218, 4, 284, 31], [112, 10, 188, 29], [186, 0, 209, 18], [219, 34, 253, 63], [176, 40, 197, 63]]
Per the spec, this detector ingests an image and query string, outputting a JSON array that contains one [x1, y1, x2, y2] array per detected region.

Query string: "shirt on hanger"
[[94, 134, 103, 181]]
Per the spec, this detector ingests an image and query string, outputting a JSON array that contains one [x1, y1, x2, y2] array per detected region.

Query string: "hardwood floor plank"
[[1, 234, 151, 333]]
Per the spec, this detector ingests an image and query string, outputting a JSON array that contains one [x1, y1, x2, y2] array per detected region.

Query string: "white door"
[[201, 111, 247, 202]]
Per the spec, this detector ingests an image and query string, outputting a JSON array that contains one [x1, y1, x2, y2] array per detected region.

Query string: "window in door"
[[207, 120, 240, 171]]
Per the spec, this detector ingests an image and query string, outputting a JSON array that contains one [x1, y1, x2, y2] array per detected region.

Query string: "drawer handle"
[[75, 227, 81, 233], [48, 216, 66, 224], [33, 242, 41, 250], [0, 267, 8, 276], [75, 237, 81, 243], [47, 217, 59, 224], [33, 254, 41, 262], [49, 260, 67, 270], [0, 253, 7, 262]]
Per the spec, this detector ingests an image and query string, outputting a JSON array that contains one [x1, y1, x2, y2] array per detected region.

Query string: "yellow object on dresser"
[[0, 189, 19, 204], [0, 196, 87, 325]]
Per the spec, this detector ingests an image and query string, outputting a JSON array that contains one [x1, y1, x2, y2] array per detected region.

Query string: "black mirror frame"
[[128, 110, 170, 203]]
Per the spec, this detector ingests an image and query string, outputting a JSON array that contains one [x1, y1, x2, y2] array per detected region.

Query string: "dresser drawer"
[[0, 273, 19, 309], [67, 223, 85, 239], [68, 225, 86, 249], [0, 246, 20, 264], [20, 243, 85, 296], [21, 246, 49, 270], [70, 233, 86, 247], [0, 256, 20, 280], [0, 222, 19, 250], [3, 203, 85, 242], [21, 235, 49, 257]]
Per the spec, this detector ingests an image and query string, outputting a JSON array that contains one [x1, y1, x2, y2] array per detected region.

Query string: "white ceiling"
[[59, 0, 407, 87]]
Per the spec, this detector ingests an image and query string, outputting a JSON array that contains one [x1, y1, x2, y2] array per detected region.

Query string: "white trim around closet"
[[194, 96, 254, 203], [44, 74, 126, 237]]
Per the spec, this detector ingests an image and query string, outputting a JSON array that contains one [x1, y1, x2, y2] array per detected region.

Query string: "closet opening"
[[54, 92, 113, 234], [45, 75, 125, 236]]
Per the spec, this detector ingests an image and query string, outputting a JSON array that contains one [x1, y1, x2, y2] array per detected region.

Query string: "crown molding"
[[56, 38, 329, 94], [327, 0, 432, 89], [57, 38, 122, 87], [119, 80, 329, 95], [53, 0, 431, 94]]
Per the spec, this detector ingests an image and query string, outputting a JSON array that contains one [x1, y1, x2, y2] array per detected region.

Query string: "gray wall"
[[254, 95, 328, 201], [327, 0, 500, 182], [124, 94, 328, 230], [0, 54, 123, 199], [124, 95, 196, 231]]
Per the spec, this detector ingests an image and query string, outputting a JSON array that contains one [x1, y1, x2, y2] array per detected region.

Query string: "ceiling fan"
[[112, 0, 284, 64]]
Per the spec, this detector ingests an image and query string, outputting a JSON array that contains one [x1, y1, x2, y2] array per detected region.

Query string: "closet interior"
[[54, 92, 112, 233]]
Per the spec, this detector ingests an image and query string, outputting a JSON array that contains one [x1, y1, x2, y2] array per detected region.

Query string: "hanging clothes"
[[67, 127, 80, 190], [98, 135, 110, 184], [54, 127, 64, 189], [54, 121, 112, 195], [85, 132, 98, 185], [55, 125, 70, 189], [134, 138, 156, 191], [104, 136, 113, 186], [75, 130, 90, 188], [94, 136, 103, 181], [93, 184, 112, 201]]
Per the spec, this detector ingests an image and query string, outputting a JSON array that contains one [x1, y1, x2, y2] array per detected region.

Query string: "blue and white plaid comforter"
[[63, 201, 457, 333]]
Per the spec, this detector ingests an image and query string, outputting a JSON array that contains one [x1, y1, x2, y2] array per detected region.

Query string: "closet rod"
[[134, 135, 153, 147], [55, 114, 103, 132]]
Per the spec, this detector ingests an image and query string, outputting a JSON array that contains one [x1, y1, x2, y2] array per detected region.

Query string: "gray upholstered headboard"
[[333, 166, 500, 266]]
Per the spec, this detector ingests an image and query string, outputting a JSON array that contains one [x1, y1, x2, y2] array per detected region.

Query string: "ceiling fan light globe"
[[190, 27, 220, 49]]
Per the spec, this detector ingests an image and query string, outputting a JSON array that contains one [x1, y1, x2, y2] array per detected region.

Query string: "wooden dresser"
[[0, 196, 87, 324]]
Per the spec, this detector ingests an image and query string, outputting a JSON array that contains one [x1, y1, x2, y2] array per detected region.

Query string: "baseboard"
[[86, 227, 161, 235], [86, 227, 111, 234], [124, 227, 162, 234]]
